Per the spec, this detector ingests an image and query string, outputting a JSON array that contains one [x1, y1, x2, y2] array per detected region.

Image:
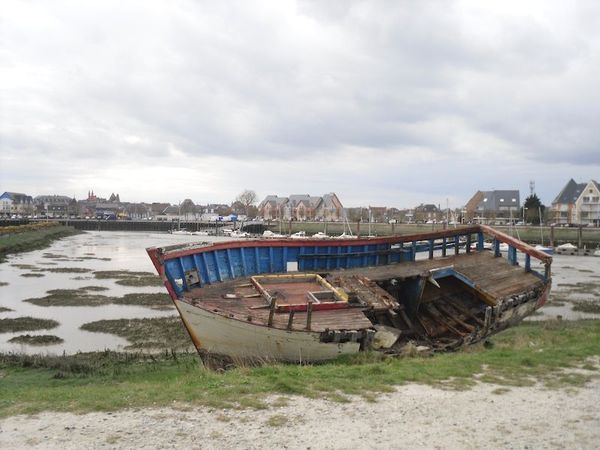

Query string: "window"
[[499, 198, 505, 202], [583, 196, 590, 202], [483, 198, 488, 202], [511, 198, 516, 202]]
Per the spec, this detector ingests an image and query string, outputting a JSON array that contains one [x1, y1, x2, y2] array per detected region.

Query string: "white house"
[[574, 180, 600, 226]]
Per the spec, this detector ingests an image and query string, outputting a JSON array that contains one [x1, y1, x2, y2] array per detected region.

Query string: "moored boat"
[[147, 225, 552, 363]]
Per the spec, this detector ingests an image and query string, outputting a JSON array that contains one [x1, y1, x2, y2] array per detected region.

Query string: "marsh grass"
[[42, 267, 92, 274], [572, 301, 600, 314], [266, 414, 288, 427], [8, 335, 64, 345], [20, 273, 45, 278], [92, 270, 162, 287], [0, 320, 599, 418], [0, 226, 81, 262], [80, 316, 189, 350], [0, 317, 59, 333], [0, 306, 13, 313], [0, 282, 8, 287], [23, 289, 171, 309]]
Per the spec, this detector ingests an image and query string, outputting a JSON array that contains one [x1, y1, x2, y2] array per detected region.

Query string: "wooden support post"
[[287, 310, 295, 330], [508, 246, 518, 265], [466, 234, 472, 253], [525, 254, 531, 272], [428, 239, 434, 260], [267, 296, 277, 327], [391, 222, 395, 235], [494, 239, 500, 257], [454, 235, 460, 255], [578, 226, 583, 249], [545, 263, 551, 281], [550, 225, 555, 248], [442, 237, 447, 257], [306, 300, 313, 330], [411, 241, 417, 261], [477, 232, 484, 252]]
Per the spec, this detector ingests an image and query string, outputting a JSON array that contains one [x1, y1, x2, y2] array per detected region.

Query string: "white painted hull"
[[174, 299, 361, 362]]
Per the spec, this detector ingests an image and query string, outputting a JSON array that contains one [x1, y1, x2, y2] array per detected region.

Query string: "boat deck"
[[182, 251, 544, 333]]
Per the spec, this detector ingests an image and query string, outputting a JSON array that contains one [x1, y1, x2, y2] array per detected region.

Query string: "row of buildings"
[[0, 191, 234, 221], [2, 179, 599, 226]]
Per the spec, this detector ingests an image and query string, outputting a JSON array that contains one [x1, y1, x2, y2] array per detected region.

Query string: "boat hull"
[[174, 299, 361, 362]]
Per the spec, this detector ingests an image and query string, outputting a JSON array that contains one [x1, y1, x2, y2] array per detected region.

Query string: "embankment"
[[0, 223, 82, 262]]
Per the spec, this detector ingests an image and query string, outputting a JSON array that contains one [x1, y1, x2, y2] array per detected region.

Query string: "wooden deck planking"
[[181, 251, 543, 332]]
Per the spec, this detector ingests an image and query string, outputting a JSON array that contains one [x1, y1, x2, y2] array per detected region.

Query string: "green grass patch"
[[23, 289, 172, 309], [80, 316, 188, 350], [0, 320, 599, 417], [42, 267, 92, 274], [113, 293, 172, 309], [0, 317, 59, 333], [572, 301, 600, 314], [0, 226, 82, 262], [8, 334, 64, 345], [24, 290, 113, 307], [92, 270, 162, 287]]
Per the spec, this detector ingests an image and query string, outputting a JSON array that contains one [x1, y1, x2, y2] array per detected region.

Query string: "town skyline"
[[0, 179, 577, 210]]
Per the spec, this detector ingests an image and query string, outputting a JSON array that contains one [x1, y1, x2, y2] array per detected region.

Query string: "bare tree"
[[235, 190, 258, 215]]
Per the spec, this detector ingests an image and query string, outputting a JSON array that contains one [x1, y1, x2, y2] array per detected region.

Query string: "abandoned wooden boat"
[[147, 225, 552, 362]]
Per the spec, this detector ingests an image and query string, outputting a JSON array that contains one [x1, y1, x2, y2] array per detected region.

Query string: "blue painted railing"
[[148, 225, 552, 298]]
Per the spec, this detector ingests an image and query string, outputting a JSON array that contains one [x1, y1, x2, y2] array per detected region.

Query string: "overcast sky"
[[1, 0, 599, 208]]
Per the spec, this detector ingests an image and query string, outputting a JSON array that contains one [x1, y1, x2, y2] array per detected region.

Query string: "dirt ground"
[[1, 380, 599, 450]]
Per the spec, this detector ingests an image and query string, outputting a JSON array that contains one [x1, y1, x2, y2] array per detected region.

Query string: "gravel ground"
[[1, 380, 599, 449]]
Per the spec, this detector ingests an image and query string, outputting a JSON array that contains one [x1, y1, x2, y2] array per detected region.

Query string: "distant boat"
[[335, 232, 358, 239], [191, 231, 209, 236], [311, 231, 329, 239], [170, 229, 192, 235], [290, 231, 307, 239], [534, 245, 554, 255], [556, 243, 577, 250], [263, 230, 286, 238], [230, 230, 250, 238], [555, 242, 578, 256]]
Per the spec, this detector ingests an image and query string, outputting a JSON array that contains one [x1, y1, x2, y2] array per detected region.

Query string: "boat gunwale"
[[148, 224, 552, 265]]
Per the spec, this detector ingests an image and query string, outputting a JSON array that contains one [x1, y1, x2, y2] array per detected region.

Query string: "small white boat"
[[263, 230, 286, 238], [534, 245, 554, 255], [290, 231, 307, 239], [170, 229, 192, 235], [312, 231, 329, 239], [230, 230, 250, 238], [335, 232, 357, 239], [556, 243, 577, 250], [191, 231, 209, 236]]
